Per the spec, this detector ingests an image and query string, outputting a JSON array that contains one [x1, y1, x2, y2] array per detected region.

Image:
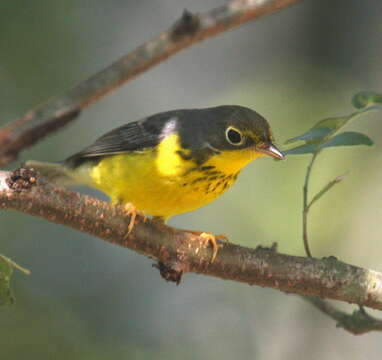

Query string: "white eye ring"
[[225, 126, 244, 146]]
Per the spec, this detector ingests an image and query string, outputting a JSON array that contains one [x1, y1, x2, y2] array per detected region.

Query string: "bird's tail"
[[25, 160, 80, 186]]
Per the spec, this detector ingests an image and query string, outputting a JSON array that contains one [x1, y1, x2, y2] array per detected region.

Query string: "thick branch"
[[0, 0, 303, 166], [1, 169, 382, 311]]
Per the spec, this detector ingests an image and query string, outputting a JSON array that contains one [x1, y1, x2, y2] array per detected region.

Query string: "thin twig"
[[306, 172, 347, 211], [300, 146, 382, 335], [1, 168, 382, 311], [302, 152, 319, 257], [0, 0, 304, 166], [0, 255, 31, 275]]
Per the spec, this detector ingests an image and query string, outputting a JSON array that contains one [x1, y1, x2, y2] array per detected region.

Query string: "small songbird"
[[26, 105, 284, 261]]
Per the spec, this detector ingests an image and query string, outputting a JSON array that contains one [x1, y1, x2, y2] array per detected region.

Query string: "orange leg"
[[123, 203, 146, 238], [178, 229, 228, 263]]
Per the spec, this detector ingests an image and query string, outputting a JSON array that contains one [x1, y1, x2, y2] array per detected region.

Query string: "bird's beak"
[[256, 143, 285, 160]]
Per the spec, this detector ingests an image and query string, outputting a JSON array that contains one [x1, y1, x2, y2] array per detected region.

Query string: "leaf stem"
[[306, 172, 347, 212], [302, 152, 319, 257]]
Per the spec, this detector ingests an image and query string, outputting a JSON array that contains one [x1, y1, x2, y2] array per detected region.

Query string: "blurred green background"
[[1, 0, 382, 359]]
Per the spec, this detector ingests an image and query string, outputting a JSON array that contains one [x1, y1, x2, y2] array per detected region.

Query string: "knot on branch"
[[153, 261, 184, 285], [171, 9, 200, 40], [6, 167, 38, 192], [255, 242, 278, 253]]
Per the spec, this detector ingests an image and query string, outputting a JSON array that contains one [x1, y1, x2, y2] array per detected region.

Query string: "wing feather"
[[65, 111, 177, 167]]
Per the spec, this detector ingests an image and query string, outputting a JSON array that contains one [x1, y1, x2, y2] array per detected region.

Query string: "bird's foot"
[[200, 232, 220, 263], [123, 203, 146, 237], [180, 229, 228, 263]]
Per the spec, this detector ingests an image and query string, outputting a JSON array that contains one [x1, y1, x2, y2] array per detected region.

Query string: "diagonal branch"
[[1, 168, 382, 313], [0, 0, 304, 166]]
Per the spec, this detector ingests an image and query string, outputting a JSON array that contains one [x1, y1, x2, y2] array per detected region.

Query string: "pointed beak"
[[257, 143, 285, 160]]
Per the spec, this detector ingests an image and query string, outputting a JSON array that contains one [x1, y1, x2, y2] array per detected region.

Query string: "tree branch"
[[1, 168, 382, 312], [0, 0, 303, 166], [303, 297, 382, 335]]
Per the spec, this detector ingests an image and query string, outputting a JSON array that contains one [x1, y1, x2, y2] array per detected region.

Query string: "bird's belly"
[[122, 178, 230, 218], [88, 152, 237, 218]]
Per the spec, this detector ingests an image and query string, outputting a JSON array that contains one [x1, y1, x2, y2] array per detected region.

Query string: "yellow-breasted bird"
[[26, 105, 284, 261]]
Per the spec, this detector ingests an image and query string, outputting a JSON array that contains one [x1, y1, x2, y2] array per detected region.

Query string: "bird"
[[26, 105, 284, 262]]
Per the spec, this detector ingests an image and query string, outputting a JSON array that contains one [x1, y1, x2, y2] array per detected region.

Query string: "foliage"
[[284, 91, 382, 155], [284, 91, 382, 257]]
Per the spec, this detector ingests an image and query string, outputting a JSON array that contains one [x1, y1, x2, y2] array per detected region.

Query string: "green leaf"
[[352, 91, 382, 109], [0, 256, 15, 306], [285, 127, 331, 144], [283, 143, 319, 155], [285, 91, 380, 156], [285, 115, 351, 145], [319, 131, 373, 149], [285, 131, 373, 155]]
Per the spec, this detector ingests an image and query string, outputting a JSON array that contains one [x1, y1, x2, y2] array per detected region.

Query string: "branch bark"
[[2, 168, 382, 312], [0, 0, 303, 166]]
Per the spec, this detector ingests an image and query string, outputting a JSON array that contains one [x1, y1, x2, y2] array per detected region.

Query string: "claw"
[[170, 227, 228, 263], [123, 203, 145, 238], [199, 232, 221, 263]]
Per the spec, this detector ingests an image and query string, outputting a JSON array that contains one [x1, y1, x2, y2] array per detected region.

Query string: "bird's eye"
[[226, 127, 243, 145]]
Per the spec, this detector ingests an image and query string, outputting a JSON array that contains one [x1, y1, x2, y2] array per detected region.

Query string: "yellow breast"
[[85, 134, 263, 220]]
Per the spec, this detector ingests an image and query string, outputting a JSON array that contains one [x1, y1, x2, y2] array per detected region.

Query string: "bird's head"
[[178, 105, 284, 173]]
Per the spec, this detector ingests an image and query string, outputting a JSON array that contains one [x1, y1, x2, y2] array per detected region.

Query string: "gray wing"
[[65, 112, 176, 168]]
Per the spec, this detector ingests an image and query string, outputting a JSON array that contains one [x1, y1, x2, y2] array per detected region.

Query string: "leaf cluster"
[[284, 91, 382, 155]]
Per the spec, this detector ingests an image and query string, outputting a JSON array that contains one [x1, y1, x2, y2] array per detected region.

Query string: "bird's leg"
[[152, 217, 226, 263], [200, 232, 219, 263], [123, 203, 146, 237], [176, 229, 228, 263]]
